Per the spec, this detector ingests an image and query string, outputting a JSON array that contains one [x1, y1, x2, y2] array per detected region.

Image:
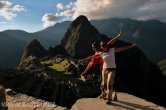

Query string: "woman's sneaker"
[[106, 99, 112, 105]]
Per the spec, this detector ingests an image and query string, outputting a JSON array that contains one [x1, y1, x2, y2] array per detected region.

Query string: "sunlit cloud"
[[72, 0, 166, 22], [0, 1, 26, 20], [42, 0, 166, 27], [58, 9, 74, 17], [42, 13, 60, 28], [42, 2, 75, 27], [0, 1, 11, 11], [0, 12, 17, 20]]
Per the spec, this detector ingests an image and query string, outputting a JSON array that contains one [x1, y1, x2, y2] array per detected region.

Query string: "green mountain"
[[61, 15, 101, 58]]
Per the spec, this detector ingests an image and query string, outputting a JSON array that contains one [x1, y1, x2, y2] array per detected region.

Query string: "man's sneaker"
[[113, 95, 118, 101]]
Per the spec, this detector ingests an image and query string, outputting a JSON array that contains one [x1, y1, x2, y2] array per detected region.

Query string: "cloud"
[[58, 9, 75, 16], [57, 2, 74, 10], [66, 2, 75, 9], [137, 0, 166, 21], [43, 0, 166, 27], [73, 0, 145, 20], [42, 13, 60, 28], [12, 5, 26, 12], [0, 1, 26, 20], [73, 0, 166, 22], [0, 12, 17, 20], [0, 21, 6, 25], [0, 1, 11, 11], [42, 2, 75, 27], [42, 10, 74, 27], [56, 3, 64, 10]]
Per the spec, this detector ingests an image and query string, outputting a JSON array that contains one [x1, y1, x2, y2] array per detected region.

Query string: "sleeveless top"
[[99, 48, 116, 69]]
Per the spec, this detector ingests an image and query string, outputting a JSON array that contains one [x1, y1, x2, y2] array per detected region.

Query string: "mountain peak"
[[70, 15, 90, 29], [61, 15, 100, 58], [74, 15, 89, 24], [27, 39, 42, 49], [19, 39, 47, 64]]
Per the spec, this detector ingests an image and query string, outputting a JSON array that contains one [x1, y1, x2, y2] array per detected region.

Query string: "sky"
[[0, 0, 166, 32]]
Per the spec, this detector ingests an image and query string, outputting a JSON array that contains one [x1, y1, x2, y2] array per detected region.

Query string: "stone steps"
[[5, 89, 67, 110]]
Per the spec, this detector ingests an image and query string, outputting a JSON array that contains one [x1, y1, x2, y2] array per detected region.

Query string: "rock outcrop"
[[71, 92, 165, 110], [3, 69, 80, 109], [158, 59, 166, 77]]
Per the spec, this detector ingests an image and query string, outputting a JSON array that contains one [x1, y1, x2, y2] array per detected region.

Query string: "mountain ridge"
[[0, 17, 166, 67]]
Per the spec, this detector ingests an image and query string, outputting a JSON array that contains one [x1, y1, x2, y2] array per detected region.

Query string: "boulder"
[[0, 86, 8, 110]]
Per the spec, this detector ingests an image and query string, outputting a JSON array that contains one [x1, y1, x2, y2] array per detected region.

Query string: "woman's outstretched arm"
[[115, 44, 136, 53]]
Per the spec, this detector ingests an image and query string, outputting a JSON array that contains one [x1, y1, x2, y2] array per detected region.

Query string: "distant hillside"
[[0, 32, 26, 68], [0, 21, 70, 68], [33, 21, 70, 47]]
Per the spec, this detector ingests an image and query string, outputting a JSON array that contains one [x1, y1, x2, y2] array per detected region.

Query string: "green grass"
[[41, 60, 52, 64], [23, 56, 35, 63], [48, 60, 70, 72], [49, 64, 65, 71]]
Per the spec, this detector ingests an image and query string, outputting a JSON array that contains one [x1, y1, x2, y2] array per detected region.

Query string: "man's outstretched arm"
[[115, 44, 136, 53], [107, 29, 122, 46]]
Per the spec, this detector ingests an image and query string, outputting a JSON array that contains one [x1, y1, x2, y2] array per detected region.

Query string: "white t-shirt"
[[99, 48, 116, 69]]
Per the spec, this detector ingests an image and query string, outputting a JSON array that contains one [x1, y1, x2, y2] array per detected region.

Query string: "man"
[[81, 30, 122, 100]]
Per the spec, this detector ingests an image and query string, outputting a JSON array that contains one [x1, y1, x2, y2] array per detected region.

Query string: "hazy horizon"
[[1, 17, 166, 33]]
